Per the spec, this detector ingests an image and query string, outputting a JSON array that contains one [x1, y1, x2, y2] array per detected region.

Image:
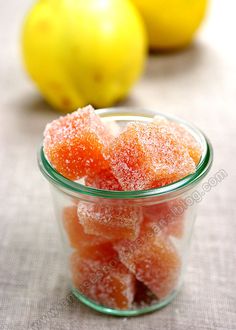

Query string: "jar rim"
[[38, 108, 213, 199]]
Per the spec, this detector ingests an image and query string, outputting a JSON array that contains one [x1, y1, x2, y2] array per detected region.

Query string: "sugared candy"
[[114, 226, 181, 299], [43, 105, 111, 180], [154, 115, 202, 165], [70, 244, 136, 310], [77, 202, 142, 241], [108, 122, 196, 191], [85, 168, 122, 191], [143, 199, 185, 238], [63, 206, 108, 250]]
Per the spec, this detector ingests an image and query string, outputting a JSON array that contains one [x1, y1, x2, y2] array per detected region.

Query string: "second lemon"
[[132, 0, 208, 50]]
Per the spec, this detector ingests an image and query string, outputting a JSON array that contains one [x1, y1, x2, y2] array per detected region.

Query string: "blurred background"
[[0, 0, 235, 329]]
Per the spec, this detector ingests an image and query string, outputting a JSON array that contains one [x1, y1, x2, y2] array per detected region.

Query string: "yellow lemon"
[[22, 0, 147, 112], [131, 0, 208, 50]]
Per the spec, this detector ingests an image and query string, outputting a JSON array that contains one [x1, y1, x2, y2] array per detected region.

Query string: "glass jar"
[[38, 108, 213, 316]]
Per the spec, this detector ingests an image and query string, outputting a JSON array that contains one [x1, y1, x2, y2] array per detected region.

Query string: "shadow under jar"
[[38, 108, 213, 316]]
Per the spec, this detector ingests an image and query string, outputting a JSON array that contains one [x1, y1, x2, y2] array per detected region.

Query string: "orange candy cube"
[[70, 244, 136, 310], [44, 106, 111, 180], [63, 206, 108, 250], [143, 199, 185, 238], [108, 122, 196, 191], [114, 226, 181, 299], [78, 201, 142, 241], [154, 115, 202, 165]]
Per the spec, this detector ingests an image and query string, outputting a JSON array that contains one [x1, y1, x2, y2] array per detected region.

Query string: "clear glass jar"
[[38, 108, 213, 316]]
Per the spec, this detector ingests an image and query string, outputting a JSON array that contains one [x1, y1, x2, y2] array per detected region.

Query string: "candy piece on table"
[[153, 115, 202, 165], [70, 244, 136, 310], [77, 201, 142, 241], [114, 226, 181, 299], [108, 122, 196, 191], [62, 206, 109, 250], [143, 199, 185, 238], [85, 168, 123, 191], [43, 105, 111, 180]]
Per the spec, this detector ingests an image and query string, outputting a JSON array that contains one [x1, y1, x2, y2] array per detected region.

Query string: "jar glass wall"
[[38, 108, 213, 316]]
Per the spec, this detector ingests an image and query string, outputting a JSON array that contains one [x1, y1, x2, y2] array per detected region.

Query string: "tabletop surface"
[[0, 0, 236, 329]]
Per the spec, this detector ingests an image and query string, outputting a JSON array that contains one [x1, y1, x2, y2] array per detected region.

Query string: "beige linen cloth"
[[0, 0, 235, 329]]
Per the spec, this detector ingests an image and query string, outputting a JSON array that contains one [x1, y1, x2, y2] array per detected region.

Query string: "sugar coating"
[[43, 105, 111, 180], [85, 168, 123, 191], [77, 202, 142, 241], [104, 121, 122, 138], [143, 199, 185, 238], [70, 244, 136, 310], [63, 206, 109, 250], [153, 115, 202, 165], [107, 122, 196, 191], [114, 227, 181, 299]]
